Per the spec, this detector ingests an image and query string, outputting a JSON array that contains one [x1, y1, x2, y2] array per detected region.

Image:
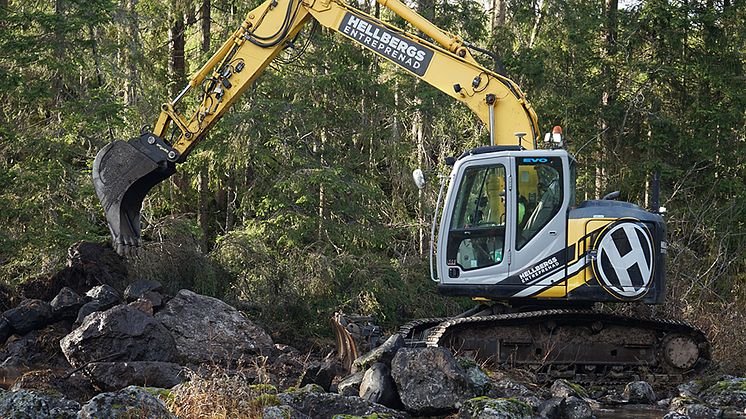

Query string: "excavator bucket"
[[92, 133, 177, 256]]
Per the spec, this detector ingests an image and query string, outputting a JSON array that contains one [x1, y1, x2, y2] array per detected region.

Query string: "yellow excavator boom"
[[93, 0, 540, 255]]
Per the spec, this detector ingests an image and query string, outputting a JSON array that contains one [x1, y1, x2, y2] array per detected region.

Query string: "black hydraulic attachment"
[[92, 133, 177, 256]]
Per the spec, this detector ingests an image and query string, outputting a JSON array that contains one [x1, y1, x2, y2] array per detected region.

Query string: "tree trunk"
[[491, 0, 506, 32], [596, 0, 618, 198], [169, 0, 186, 98], [123, 0, 140, 106], [201, 0, 211, 53], [198, 166, 210, 248]]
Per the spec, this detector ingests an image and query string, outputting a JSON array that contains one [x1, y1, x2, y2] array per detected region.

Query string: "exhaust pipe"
[[92, 133, 178, 256]]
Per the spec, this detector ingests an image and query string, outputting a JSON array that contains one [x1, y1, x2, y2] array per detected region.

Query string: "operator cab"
[[437, 148, 573, 296], [433, 147, 665, 304]]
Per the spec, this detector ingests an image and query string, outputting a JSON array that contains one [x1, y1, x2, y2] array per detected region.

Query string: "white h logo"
[[595, 222, 654, 299]]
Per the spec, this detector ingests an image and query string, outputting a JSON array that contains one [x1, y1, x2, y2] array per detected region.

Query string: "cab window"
[[447, 164, 507, 271], [516, 157, 563, 250]]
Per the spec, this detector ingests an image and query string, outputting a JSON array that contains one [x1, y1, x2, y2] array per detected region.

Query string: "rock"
[[623, 380, 656, 404], [359, 362, 401, 409], [488, 378, 536, 399], [550, 379, 588, 399], [678, 380, 703, 398], [0, 317, 10, 344], [262, 404, 309, 419], [537, 397, 564, 418], [75, 300, 110, 325], [0, 389, 80, 419], [85, 361, 186, 391], [155, 289, 274, 365], [142, 291, 164, 308], [538, 396, 594, 419], [0, 283, 14, 312], [128, 298, 154, 316], [391, 347, 475, 415], [124, 280, 163, 302], [669, 396, 722, 418], [461, 361, 490, 396], [299, 359, 338, 391], [459, 397, 533, 419], [563, 396, 595, 419], [338, 372, 364, 396], [0, 321, 72, 369], [10, 369, 96, 404], [61, 305, 177, 368], [85, 284, 121, 307], [269, 348, 307, 390], [351, 333, 404, 373], [701, 376, 746, 411], [663, 413, 691, 419], [3, 299, 53, 335], [19, 242, 127, 301], [78, 385, 175, 418], [50, 287, 84, 319], [277, 387, 407, 418]]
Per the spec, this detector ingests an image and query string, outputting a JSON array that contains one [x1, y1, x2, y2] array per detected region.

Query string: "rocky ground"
[[1, 242, 746, 418]]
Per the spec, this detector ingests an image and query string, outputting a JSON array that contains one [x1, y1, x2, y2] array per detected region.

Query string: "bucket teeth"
[[92, 135, 176, 256]]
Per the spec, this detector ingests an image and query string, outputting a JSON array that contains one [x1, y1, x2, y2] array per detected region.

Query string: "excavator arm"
[[93, 0, 540, 255]]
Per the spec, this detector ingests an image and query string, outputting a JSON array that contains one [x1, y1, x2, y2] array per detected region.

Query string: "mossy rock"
[[250, 383, 279, 394], [461, 396, 533, 419]]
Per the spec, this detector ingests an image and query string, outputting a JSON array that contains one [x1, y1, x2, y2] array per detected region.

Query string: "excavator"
[[92, 0, 709, 382]]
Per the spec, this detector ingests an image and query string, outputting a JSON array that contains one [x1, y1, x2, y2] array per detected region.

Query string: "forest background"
[[0, 0, 744, 369]]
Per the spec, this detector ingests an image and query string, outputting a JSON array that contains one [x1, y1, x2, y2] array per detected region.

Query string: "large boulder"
[[19, 242, 127, 301], [74, 284, 123, 325], [0, 321, 72, 369], [299, 359, 338, 391], [338, 371, 364, 396], [60, 305, 177, 368], [85, 361, 186, 391], [459, 397, 533, 419], [550, 379, 588, 399], [277, 384, 407, 418], [78, 385, 175, 419], [391, 347, 476, 415], [155, 289, 274, 365], [537, 396, 594, 419], [0, 389, 80, 419], [3, 299, 53, 335], [0, 317, 10, 344], [359, 362, 401, 408]]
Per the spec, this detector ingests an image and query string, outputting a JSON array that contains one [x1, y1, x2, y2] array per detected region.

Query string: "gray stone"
[[0, 389, 80, 419], [277, 388, 407, 418], [391, 347, 475, 415], [3, 299, 53, 335], [701, 376, 746, 411], [128, 298, 154, 315], [678, 380, 703, 398], [463, 363, 490, 396], [78, 385, 175, 418], [359, 362, 401, 409], [155, 289, 274, 365], [663, 413, 691, 419], [124, 280, 163, 302], [10, 369, 96, 404], [623, 380, 656, 404], [351, 333, 404, 373], [51, 287, 84, 320], [563, 396, 595, 419], [85, 284, 121, 307], [338, 372, 364, 397], [488, 378, 536, 399], [669, 396, 722, 419], [550, 379, 588, 399], [85, 361, 186, 391], [142, 291, 163, 308], [537, 396, 594, 419], [61, 305, 177, 368], [459, 397, 533, 419], [262, 404, 309, 419]]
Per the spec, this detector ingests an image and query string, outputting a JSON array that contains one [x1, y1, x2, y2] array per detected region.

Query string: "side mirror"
[[412, 169, 426, 190]]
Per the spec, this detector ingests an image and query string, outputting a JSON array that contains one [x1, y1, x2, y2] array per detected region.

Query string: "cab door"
[[439, 156, 513, 286]]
